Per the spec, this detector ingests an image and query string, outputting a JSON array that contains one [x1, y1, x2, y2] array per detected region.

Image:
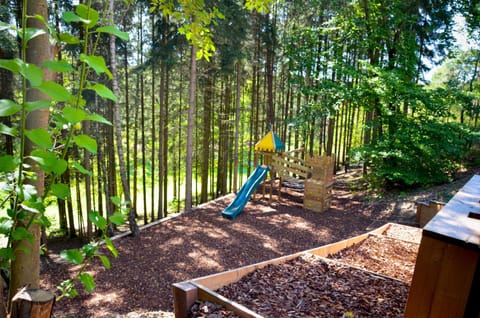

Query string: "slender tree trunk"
[[158, 60, 166, 218], [150, 13, 156, 223], [9, 0, 50, 307], [233, 62, 242, 192], [83, 121, 93, 239], [123, 16, 131, 187], [201, 73, 212, 202], [162, 68, 170, 216], [265, 13, 275, 126], [185, 45, 197, 212], [109, 0, 139, 236]]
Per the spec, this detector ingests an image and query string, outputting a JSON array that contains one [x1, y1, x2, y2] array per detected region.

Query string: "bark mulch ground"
[[40, 168, 475, 317], [214, 223, 421, 318]]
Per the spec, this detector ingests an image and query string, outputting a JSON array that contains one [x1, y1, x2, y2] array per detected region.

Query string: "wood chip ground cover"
[[213, 225, 420, 317], [217, 254, 409, 317]]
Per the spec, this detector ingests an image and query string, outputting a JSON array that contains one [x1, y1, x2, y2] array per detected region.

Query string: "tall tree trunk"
[[83, 121, 93, 239], [201, 73, 213, 202], [233, 62, 242, 193], [109, 0, 139, 236], [123, 16, 131, 187], [162, 68, 170, 216], [8, 0, 50, 307], [265, 13, 275, 126], [158, 60, 166, 218], [150, 13, 156, 223], [185, 45, 197, 212]]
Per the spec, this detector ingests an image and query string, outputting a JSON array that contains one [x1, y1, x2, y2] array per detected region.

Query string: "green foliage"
[[0, 0, 127, 304], [354, 118, 477, 188], [57, 207, 126, 301], [150, 0, 224, 61]]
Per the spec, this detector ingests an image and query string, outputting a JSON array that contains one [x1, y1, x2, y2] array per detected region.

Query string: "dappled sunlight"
[[86, 290, 123, 307]]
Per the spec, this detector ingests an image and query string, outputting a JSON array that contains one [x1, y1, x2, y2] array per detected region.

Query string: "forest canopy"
[[1, 0, 479, 239]]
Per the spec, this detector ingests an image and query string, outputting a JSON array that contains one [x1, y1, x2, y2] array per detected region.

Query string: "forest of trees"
[[1, 0, 480, 238], [1, 2, 480, 303]]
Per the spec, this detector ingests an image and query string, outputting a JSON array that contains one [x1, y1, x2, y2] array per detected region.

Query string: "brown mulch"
[[329, 234, 420, 283], [217, 254, 410, 318], [213, 224, 419, 317], [39, 168, 476, 317]]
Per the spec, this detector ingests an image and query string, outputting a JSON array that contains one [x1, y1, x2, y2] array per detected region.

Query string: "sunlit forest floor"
[[40, 167, 479, 317]]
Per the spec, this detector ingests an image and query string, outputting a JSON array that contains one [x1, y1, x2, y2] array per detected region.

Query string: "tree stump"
[[10, 289, 55, 318]]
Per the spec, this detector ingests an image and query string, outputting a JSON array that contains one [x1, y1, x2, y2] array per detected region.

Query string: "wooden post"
[[173, 282, 198, 318], [10, 289, 55, 318], [405, 175, 480, 317]]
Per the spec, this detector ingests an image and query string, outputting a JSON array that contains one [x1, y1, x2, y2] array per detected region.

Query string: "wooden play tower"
[[254, 130, 335, 212]]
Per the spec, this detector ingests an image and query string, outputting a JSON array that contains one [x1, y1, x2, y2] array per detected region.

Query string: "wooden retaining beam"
[[173, 223, 392, 317], [415, 200, 445, 228], [405, 175, 480, 317]]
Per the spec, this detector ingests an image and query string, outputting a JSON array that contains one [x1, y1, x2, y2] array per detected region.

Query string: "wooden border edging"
[[173, 223, 394, 317]]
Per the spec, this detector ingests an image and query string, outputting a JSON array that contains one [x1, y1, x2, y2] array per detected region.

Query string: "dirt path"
[[40, 169, 477, 317]]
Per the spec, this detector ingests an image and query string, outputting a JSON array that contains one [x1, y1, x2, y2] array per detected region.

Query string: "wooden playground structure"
[[254, 130, 335, 213]]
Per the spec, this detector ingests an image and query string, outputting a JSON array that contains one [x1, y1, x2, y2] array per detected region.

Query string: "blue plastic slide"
[[221, 165, 270, 220]]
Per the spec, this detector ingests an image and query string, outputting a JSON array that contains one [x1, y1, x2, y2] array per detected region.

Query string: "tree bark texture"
[[185, 44, 197, 212], [9, 0, 51, 306], [109, 0, 139, 236]]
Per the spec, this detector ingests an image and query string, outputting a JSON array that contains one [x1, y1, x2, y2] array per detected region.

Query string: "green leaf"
[[37, 81, 72, 102], [20, 199, 45, 214], [35, 215, 52, 228], [70, 162, 93, 176], [79, 273, 95, 292], [58, 279, 78, 298], [0, 123, 17, 137], [110, 196, 122, 206], [51, 183, 71, 200], [63, 106, 86, 124], [0, 59, 42, 86], [22, 63, 43, 87], [0, 218, 13, 235], [97, 255, 111, 269], [85, 113, 112, 125], [96, 26, 129, 41], [25, 100, 51, 112], [59, 32, 80, 44], [62, 11, 90, 24], [80, 54, 112, 79], [109, 212, 125, 226], [0, 155, 16, 172], [73, 134, 97, 154], [88, 211, 107, 229], [11, 227, 34, 243], [30, 149, 67, 175], [60, 249, 84, 265], [0, 247, 14, 260], [43, 60, 74, 73], [90, 83, 116, 102], [76, 4, 99, 28], [104, 237, 118, 258], [25, 128, 53, 149], [0, 99, 21, 117], [82, 243, 98, 258], [0, 58, 21, 73], [19, 27, 46, 42], [52, 159, 68, 175]]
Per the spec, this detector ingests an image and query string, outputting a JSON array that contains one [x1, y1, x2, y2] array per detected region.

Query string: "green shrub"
[[354, 117, 477, 189]]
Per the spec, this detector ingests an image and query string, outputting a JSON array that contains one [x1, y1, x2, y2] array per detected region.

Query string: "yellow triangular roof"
[[254, 131, 285, 152]]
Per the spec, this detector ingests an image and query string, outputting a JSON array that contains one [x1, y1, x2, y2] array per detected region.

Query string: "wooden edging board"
[[173, 222, 393, 318]]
